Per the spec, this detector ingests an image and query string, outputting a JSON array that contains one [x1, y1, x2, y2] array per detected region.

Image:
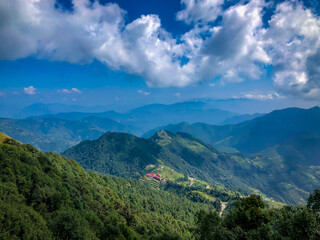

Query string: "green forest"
[[1, 136, 320, 239]]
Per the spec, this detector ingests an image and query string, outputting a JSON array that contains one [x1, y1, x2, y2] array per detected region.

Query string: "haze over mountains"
[[32, 101, 237, 129], [0, 100, 241, 152], [1, 100, 320, 205], [0, 97, 289, 119], [0, 117, 141, 153]]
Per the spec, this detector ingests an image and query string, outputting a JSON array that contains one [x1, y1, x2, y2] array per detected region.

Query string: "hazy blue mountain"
[[144, 106, 320, 155], [34, 110, 125, 121], [191, 97, 295, 114], [33, 101, 238, 131], [220, 113, 265, 125], [15, 103, 110, 118], [0, 116, 141, 153]]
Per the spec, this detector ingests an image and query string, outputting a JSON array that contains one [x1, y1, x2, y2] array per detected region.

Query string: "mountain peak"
[[154, 130, 173, 139], [149, 130, 174, 146]]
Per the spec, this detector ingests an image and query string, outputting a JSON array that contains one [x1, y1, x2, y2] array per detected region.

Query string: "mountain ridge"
[[62, 129, 319, 204]]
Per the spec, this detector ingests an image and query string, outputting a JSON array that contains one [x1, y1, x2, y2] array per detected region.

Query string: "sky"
[[0, 0, 320, 113]]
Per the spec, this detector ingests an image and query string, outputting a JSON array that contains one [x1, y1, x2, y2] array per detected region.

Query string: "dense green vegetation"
[[143, 107, 320, 204], [1, 134, 320, 239], [0, 132, 11, 143], [0, 117, 141, 152], [63, 132, 161, 178], [0, 137, 219, 239], [194, 193, 320, 240], [63, 130, 307, 204], [63, 131, 257, 197]]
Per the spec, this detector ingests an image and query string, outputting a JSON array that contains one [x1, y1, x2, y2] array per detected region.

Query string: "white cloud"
[[1, 0, 320, 99], [174, 92, 181, 97], [238, 91, 284, 100], [137, 90, 151, 96], [24, 86, 37, 95], [58, 89, 71, 94], [198, 0, 270, 83], [263, 1, 320, 99], [177, 0, 224, 24], [71, 88, 82, 93], [58, 88, 82, 94]]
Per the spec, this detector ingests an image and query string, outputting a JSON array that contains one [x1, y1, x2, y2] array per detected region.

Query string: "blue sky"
[[0, 0, 320, 113]]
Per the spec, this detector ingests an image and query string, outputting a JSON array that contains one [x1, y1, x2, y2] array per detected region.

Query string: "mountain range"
[[62, 129, 319, 205], [2, 131, 319, 239], [0, 116, 141, 153], [0, 100, 245, 152], [33, 101, 238, 130], [1, 104, 320, 205]]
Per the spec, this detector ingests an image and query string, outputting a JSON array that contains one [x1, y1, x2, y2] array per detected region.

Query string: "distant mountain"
[[34, 101, 238, 131], [144, 106, 320, 155], [190, 97, 296, 114], [34, 110, 124, 121], [0, 101, 238, 153], [220, 113, 265, 125], [16, 103, 109, 118], [0, 117, 141, 153], [63, 130, 320, 204]]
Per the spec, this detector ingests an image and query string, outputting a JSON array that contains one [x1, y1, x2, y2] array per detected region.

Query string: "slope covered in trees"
[[1, 133, 320, 239], [63, 130, 310, 204], [142, 107, 320, 204], [0, 136, 216, 239], [194, 194, 320, 240]]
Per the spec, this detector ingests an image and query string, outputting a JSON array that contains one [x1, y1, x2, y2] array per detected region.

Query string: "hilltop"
[[63, 130, 303, 205]]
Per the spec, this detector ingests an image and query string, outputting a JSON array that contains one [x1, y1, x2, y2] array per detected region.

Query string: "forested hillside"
[[1, 134, 320, 240], [0, 135, 216, 239], [143, 107, 320, 204], [63, 130, 316, 205]]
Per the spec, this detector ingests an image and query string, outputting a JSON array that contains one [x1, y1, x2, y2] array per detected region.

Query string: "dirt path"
[[220, 202, 228, 216]]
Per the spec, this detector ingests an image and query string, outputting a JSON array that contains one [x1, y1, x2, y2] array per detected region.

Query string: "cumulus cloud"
[[199, 0, 270, 82], [137, 90, 151, 96], [264, 1, 320, 99], [1, 0, 320, 99], [58, 88, 82, 94], [177, 0, 224, 24], [24, 86, 37, 95]]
